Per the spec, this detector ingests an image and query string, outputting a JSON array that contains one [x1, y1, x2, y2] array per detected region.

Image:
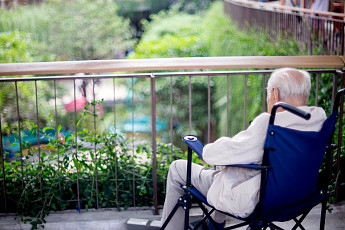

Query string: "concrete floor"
[[0, 202, 344, 230]]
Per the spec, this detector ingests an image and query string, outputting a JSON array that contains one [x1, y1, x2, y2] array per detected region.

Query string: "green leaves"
[[0, 0, 135, 61], [1, 104, 183, 229]]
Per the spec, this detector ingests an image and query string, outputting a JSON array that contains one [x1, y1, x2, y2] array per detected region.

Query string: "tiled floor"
[[1, 203, 344, 230]]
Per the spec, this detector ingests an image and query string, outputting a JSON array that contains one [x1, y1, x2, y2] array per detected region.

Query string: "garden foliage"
[[0, 102, 186, 229], [0, 0, 135, 61]]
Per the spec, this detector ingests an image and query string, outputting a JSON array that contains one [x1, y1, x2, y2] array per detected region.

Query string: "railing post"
[[73, 79, 81, 212], [34, 80, 43, 206], [244, 74, 248, 129], [151, 73, 159, 215], [0, 112, 7, 212], [335, 70, 345, 202], [113, 78, 119, 208], [93, 79, 99, 209], [15, 81, 24, 189]]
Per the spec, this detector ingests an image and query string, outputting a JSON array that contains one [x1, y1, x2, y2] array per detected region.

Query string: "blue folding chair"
[[161, 89, 345, 230]]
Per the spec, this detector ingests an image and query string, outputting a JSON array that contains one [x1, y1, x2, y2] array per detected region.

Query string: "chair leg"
[[268, 223, 284, 230], [184, 194, 191, 230], [320, 199, 327, 230], [161, 194, 191, 230], [291, 212, 308, 230]]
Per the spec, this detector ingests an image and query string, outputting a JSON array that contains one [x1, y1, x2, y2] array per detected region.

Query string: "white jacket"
[[202, 106, 327, 217]]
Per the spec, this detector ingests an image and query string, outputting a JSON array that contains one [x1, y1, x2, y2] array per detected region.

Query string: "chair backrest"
[[258, 112, 337, 220]]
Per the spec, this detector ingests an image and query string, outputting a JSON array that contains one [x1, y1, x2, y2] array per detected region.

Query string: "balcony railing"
[[0, 56, 344, 216], [224, 0, 345, 55]]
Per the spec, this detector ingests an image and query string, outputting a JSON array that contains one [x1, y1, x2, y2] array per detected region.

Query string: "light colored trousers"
[[161, 159, 226, 230]]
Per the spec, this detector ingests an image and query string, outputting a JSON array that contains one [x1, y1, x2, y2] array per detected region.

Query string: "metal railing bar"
[[54, 80, 61, 191], [131, 77, 135, 208], [113, 78, 118, 208], [15, 81, 24, 189], [189, 76, 192, 134], [34, 80, 43, 205], [244, 74, 248, 130], [150, 73, 159, 215], [315, 74, 319, 107], [335, 72, 345, 202], [73, 79, 81, 211], [226, 75, 230, 137], [0, 69, 339, 82], [262, 74, 266, 113], [170, 77, 173, 154], [0, 74, 152, 82], [332, 73, 338, 112], [93, 79, 99, 209], [208, 76, 211, 143], [0, 110, 7, 212]]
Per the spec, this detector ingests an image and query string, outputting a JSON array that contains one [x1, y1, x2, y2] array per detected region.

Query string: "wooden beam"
[[0, 56, 343, 76]]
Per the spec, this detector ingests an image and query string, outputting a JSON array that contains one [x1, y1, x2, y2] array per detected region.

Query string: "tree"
[[0, 0, 135, 61], [0, 32, 55, 134]]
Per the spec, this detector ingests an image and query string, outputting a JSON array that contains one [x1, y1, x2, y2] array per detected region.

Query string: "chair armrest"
[[270, 102, 310, 125], [182, 135, 204, 159], [182, 136, 271, 171], [227, 164, 270, 170]]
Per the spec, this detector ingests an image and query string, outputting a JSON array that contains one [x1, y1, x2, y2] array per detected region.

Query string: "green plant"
[[0, 0, 135, 61], [0, 100, 186, 229]]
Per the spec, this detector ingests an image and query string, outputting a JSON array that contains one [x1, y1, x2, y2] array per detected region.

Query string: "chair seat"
[[262, 192, 326, 222], [185, 186, 326, 223]]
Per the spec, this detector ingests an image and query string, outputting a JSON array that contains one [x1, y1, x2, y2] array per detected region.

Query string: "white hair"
[[267, 68, 311, 104]]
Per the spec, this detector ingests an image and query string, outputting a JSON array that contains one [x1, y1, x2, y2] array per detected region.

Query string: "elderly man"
[[161, 68, 327, 230]]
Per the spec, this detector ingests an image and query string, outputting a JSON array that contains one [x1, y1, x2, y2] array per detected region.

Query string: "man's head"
[[267, 68, 311, 113]]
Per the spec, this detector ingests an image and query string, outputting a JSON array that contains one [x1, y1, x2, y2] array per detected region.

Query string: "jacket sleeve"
[[202, 113, 270, 166]]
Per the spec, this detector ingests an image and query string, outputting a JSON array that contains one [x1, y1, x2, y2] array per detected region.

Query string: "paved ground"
[[0, 202, 344, 230]]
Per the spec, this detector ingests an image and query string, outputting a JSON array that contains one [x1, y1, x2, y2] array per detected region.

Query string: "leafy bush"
[[0, 32, 59, 137], [0, 102, 185, 229], [0, 32, 33, 63], [0, 0, 135, 61]]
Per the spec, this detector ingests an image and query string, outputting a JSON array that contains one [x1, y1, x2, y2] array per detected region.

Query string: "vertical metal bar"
[[113, 78, 118, 208], [262, 74, 266, 113], [332, 73, 338, 112], [34, 80, 43, 205], [335, 71, 345, 202], [15, 81, 24, 189], [0, 110, 7, 212], [244, 75, 248, 129], [54, 80, 61, 191], [339, 20, 342, 55], [131, 77, 135, 208], [170, 77, 173, 154], [93, 79, 99, 209], [189, 76, 192, 134], [226, 75, 230, 137], [315, 73, 319, 107], [73, 79, 80, 211], [329, 19, 333, 54], [150, 74, 158, 215], [207, 76, 211, 143]]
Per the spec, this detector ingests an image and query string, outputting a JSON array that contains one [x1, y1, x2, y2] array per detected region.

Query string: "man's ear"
[[272, 88, 280, 103]]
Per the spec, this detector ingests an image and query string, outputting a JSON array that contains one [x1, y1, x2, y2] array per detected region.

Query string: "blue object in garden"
[[2, 127, 71, 158], [121, 115, 167, 133]]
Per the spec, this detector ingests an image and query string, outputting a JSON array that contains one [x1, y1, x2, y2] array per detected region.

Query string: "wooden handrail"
[[0, 56, 344, 76], [226, 0, 345, 18]]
